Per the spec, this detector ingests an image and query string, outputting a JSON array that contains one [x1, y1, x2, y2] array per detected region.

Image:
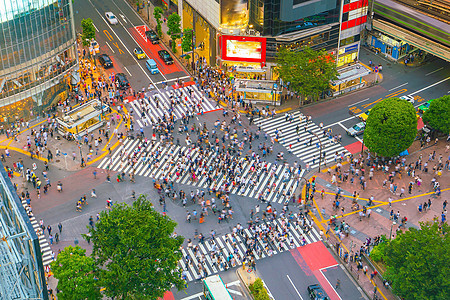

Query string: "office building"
[[0, 0, 79, 123]]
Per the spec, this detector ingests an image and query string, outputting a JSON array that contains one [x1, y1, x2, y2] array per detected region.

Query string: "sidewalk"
[[306, 139, 449, 300]]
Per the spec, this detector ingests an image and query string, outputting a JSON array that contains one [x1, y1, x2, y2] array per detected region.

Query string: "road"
[[73, 0, 189, 93], [301, 50, 450, 154]]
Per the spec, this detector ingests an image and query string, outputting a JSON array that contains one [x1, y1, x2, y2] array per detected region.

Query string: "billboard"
[[221, 35, 266, 63], [220, 0, 248, 29]]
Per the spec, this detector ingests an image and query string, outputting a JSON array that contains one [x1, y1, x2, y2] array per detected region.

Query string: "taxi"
[[133, 47, 146, 60]]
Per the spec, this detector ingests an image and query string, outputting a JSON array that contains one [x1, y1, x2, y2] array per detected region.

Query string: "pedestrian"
[[93, 170, 97, 179], [336, 279, 341, 289], [58, 222, 62, 233], [47, 225, 52, 235]]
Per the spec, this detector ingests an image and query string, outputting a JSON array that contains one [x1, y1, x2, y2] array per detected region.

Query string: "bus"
[[202, 275, 233, 300]]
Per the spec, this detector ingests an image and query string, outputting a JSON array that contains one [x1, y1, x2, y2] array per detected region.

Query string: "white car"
[[399, 95, 415, 104], [105, 12, 118, 25]]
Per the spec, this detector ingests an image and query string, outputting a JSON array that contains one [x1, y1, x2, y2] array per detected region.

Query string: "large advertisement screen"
[[221, 35, 266, 63]]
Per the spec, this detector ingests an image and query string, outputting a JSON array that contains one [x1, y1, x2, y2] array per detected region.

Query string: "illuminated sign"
[[221, 35, 266, 63], [220, 0, 249, 29]]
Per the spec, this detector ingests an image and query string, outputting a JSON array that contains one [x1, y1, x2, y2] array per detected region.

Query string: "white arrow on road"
[[120, 14, 127, 23]]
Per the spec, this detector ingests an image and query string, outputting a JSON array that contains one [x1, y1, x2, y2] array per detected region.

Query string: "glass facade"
[[0, 0, 78, 123]]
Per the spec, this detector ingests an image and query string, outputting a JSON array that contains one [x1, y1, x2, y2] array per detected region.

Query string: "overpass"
[[371, 0, 450, 61]]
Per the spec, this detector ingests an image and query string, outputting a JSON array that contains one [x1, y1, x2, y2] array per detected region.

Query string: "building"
[[179, 0, 368, 78], [0, 162, 48, 299], [0, 0, 79, 123], [368, 0, 450, 62]]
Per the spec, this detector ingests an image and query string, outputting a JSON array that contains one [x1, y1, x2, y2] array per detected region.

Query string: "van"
[[146, 59, 159, 75]]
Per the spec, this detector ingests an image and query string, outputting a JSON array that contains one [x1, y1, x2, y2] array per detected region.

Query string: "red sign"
[[220, 35, 266, 63]]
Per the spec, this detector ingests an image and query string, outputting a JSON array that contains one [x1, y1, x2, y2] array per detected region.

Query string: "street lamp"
[[307, 129, 323, 172], [389, 221, 397, 240]]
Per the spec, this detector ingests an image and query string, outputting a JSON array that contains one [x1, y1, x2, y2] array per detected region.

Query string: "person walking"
[[58, 222, 62, 233]]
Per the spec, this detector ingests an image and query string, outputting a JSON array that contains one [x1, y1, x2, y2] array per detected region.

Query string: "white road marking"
[[105, 41, 115, 53], [319, 269, 343, 300], [348, 98, 369, 106], [286, 275, 304, 300], [323, 115, 357, 129], [425, 67, 444, 76], [180, 292, 203, 300], [124, 66, 132, 76], [337, 122, 363, 143], [228, 289, 243, 296], [388, 82, 408, 91], [409, 77, 450, 96], [92, 22, 99, 32]]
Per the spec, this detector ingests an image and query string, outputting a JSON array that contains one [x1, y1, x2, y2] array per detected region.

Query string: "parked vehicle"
[[145, 29, 160, 44], [158, 50, 173, 65]]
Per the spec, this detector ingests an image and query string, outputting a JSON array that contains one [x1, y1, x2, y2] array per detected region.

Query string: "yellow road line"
[[0, 146, 48, 162], [321, 161, 349, 173]]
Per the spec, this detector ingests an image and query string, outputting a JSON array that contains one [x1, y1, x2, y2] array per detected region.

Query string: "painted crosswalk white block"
[[179, 214, 322, 281], [22, 201, 53, 266], [129, 85, 219, 128], [98, 139, 305, 204], [254, 111, 350, 169]]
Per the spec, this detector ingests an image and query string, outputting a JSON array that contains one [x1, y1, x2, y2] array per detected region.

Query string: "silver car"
[[105, 12, 118, 25], [347, 122, 366, 136]]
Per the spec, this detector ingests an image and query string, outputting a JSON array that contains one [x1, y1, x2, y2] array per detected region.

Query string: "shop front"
[[337, 43, 359, 67], [331, 63, 370, 96], [369, 33, 411, 61], [234, 79, 282, 106]]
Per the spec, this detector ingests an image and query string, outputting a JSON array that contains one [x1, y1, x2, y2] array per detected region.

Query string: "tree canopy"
[[275, 46, 338, 101], [167, 13, 182, 53], [364, 97, 417, 157], [181, 28, 194, 61], [87, 195, 184, 299], [372, 222, 450, 300], [51, 246, 101, 300], [153, 7, 164, 37], [422, 95, 450, 134], [81, 18, 96, 47]]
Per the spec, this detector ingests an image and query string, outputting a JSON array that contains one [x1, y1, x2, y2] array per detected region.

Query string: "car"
[[134, 47, 146, 59], [418, 99, 434, 114], [145, 29, 160, 44], [98, 54, 113, 68], [158, 50, 173, 65], [105, 12, 118, 25], [307, 284, 329, 300], [347, 122, 366, 136], [115, 73, 130, 90], [399, 95, 415, 104], [357, 109, 371, 121], [146, 59, 159, 74]]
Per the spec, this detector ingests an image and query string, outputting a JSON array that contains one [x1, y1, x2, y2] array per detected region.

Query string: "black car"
[[115, 73, 129, 90], [145, 29, 159, 44], [98, 54, 113, 68], [158, 50, 173, 65], [307, 284, 329, 300]]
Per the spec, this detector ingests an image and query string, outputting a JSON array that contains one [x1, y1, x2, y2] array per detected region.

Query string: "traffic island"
[[237, 266, 273, 300]]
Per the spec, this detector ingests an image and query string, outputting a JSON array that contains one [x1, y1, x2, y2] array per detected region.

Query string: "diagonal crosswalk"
[[21, 202, 53, 266], [128, 85, 218, 128], [97, 139, 305, 204], [179, 214, 322, 281], [254, 111, 350, 169]]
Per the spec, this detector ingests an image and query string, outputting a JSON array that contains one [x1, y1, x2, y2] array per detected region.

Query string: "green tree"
[[382, 222, 450, 300], [181, 28, 194, 61], [153, 6, 164, 37], [167, 13, 182, 53], [276, 47, 338, 102], [422, 95, 450, 134], [87, 195, 184, 299], [81, 18, 96, 47], [50, 246, 101, 300], [364, 97, 417, 157]]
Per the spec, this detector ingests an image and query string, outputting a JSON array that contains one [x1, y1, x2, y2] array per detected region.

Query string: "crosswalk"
[[128, 85, 218, 128], [179, 214, 322, 281], [254, 111, 350, 169], [21, 202, 53, 266], [97, 138, 305, 204]]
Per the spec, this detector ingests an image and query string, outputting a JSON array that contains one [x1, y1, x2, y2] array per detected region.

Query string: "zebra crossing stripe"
[[254, 111, 350, 169]]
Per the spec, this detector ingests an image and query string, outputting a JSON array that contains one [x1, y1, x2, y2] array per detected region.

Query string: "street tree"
[[364, 97, 417, 157], [86, 195, 184, 299], [181, 28, 194, 61], [153, 6, 164, 37], [167, 13, 182, 53], [81, 18, 96, 47], [276, 46, 338, 102], [382, 222, 450, 300], [50, 246, 101, 300], [422, 95, 450, 134]]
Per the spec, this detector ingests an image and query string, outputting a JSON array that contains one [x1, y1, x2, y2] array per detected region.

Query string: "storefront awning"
[[332, 64, 370, 85]]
